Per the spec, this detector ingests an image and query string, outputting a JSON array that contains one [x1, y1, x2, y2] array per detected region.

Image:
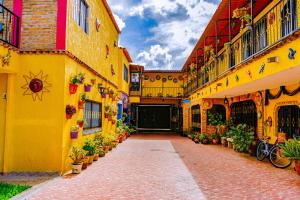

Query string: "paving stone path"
[[20, 133, 300, 200]]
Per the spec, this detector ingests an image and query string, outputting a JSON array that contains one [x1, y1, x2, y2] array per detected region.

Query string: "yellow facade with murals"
[[0, 0, 131, 174]]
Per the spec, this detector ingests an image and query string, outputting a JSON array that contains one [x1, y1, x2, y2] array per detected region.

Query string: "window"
[[130, 73, 140, 92], [84, 101, 102, 130], [207, 105, 226, 125], [191, 105, 201, 132], [254, 17, 268, 52], [123, 65, 128, 82], [242, 31, 252, 60], [278, 105, 300, 139], [73, 0, 89, 33], [281, 0, 297, 37]]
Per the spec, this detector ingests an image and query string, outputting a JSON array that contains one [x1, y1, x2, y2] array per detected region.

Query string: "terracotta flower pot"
[[87, 155, 94, 164], [104, 112, 109, 118], [84, 84, 91, 92], [93, 154, 99, 161], [112, 120, 116, 125], [69, 83, 78, 94], [78, 101, 85, 109], [66, 114, 73, 120], [109, 93, 113, 98], [212, 139, 219, 145], [119, 137, 123, 143], [102, 93, 107, 98], [78, 121, 84, 128], [70, 131, 78, 139], [82, 158, 88, 170], [295, 160, 300, 176], [109, 146, 113, 151], [202, 139, 209, 144], [72, 163, 83, 174]]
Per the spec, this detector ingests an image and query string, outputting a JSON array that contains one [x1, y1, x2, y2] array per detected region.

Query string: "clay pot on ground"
[[295, 160, 300, 176], [78, 101, 85, 109], [87, 155, 94, 164], [93, 154, 99, 161], [221, 137, 228, 147], [71, 163, 83, 174], [82, 158, 89, 170], [119, 137, 123, 143], [202, 139, 209, 144], [212, 139, 219, 145]]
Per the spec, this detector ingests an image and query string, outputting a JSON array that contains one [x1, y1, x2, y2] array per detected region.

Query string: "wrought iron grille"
[[278, 105, 300, 139], [0, 4, 19, 47], [230, 100, 257, 130]]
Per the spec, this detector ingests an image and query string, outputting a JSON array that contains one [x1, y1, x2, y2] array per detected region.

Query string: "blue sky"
[[107, 0, 220, 70]]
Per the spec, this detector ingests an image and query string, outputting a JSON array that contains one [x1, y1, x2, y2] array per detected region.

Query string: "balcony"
[[142, 87, 184, 99], [0, 4, 20, 48], [184, 0, 299, 97]]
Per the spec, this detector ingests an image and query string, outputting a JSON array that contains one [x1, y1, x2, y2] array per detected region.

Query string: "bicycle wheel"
[[256, 141, 267, 161], [269, 145, 292, 169]]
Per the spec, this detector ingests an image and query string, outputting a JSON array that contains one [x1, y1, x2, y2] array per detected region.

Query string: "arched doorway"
[[207, 104, 226, 125], [230, 100, 257, 130]]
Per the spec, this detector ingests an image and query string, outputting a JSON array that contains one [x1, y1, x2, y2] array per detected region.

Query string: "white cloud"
[[137, 45, 174, 70], [108, 0, 219, 69], [113, 14, 126, 31]]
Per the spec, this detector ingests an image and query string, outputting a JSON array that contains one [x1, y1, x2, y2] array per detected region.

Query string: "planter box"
[[72, 163, 83, 174]]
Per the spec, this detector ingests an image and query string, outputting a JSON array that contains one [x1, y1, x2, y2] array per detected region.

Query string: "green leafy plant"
[[207, 111, 224, 126], [282, 139, 300, 161], [82, 139, 96, 156], [81, 93, 89, 102], [211, 132, 220, 140], [199, 133, 209, 141], [69, 146, 84, 164], [231, 124, 255, 152]]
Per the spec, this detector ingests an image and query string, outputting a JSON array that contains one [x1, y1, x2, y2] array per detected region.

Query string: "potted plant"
[[69, 146, 84, 174], [78, 93, 88, 109], [81, 153, 89, 170], [104, 104, 110, 118], [82, 139, 96, 164], [109, 89, 114, 98], [91, 78, 96, 85], [98, 149, 105, 157], [77, 73, 85, 84], [84, 84, 92, 92], [70, 125, 79, 139], [66, 105, 76, 119], [282, 138, 300, 176], [77, 119, 85, 128], [199, 133, 209, 144], [211, 132, 220, 145], [69, 75, 80, 94], [112, 119, 116, 125], [158, 92, 163, 97], [231, 124, 255, 152]]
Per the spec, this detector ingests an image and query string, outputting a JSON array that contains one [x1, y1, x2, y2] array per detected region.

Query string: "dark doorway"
[[137, 105, 171, 130], [230, 100, 257, 130], [278, 105, 300, 139], [191, 105, 201, 132]]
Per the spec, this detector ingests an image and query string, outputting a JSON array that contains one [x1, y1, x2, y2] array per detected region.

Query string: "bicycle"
[[256, 136, 291, 169]]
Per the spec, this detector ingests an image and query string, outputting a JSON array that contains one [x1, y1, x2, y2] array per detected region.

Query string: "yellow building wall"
[[3, 54, 65, 173], [0, 74, 7, 172], [142, 72, 183, 97], [117, 49, 130, 96], [264, 83, 300, 143], [66, 0, 120, 87], [62, 56, 117, 173]]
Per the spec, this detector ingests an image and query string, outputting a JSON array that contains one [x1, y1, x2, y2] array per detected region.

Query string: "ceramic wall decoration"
[[96, 18, 101, 32], [2, 50, 11, 67], [168, 75, 173, 81], [162, 77, 167, 82], [259, 63, 265, 74], [144, 75, 149, 80], [21, 71, 51, 101], [178, 76, 183, 81], [156, 75, 161, 80], [150, 77, 155, 82], [288, 48, 296, 60], [173, 78, 178, 83]]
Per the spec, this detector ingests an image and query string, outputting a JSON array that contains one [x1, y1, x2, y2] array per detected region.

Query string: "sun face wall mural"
[[21, 71, 51, 101]]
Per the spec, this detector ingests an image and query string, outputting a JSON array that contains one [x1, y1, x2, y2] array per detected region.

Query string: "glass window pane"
[[84, 102, 92, 128]]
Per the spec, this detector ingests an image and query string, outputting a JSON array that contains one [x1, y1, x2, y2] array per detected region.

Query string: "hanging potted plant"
[[82, 139, 96, 164], [108, 110, 113, 121], [90, 78, 96, 85], [69, 75, 80, 94], [78, 93, 88, 109], [84, 84, 92, 92], [77, 119, 85, 128], [104, 104, 110, 118], [70, 125, 80, 139], [77, 73, 85, 84], [69, 146, 84, 174], [282, 139, 300, 176], [66, 105, 76, 119], [112, 118, 116, 125], [98, 84, 106, 98], [109, 89, 114, 98], [232, 7, 251, 32]]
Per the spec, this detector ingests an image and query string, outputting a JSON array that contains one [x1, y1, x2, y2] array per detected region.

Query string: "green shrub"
[[282, 139, 300, 161], [231, 124, 255, 152], [82, 139, 96, 156]]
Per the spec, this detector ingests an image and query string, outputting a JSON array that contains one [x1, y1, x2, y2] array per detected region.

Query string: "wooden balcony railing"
[[0, 4, 20, 48], [184, 0, 299, 96], [142, 87, 184, 98]]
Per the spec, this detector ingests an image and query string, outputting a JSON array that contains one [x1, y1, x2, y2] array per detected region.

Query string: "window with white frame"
[[73, 0, 89, 33]]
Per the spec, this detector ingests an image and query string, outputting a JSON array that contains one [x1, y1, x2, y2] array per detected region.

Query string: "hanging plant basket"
[[70, 131, 79, 139], [91, 79, 96, 85], [102, 93, 107, 98], [84, 84, 91, 92], [66, 114, 73, 119], [78, 101, 85, 109], [168, 75, 173, 81], [104, 112, 109, 118], [69, 83, 78, 94], [156, 75, 161, 80], [77, 120, 84, 128]]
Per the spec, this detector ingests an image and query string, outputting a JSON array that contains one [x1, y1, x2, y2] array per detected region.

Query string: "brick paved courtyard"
[[20, 133, 300, 200]]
